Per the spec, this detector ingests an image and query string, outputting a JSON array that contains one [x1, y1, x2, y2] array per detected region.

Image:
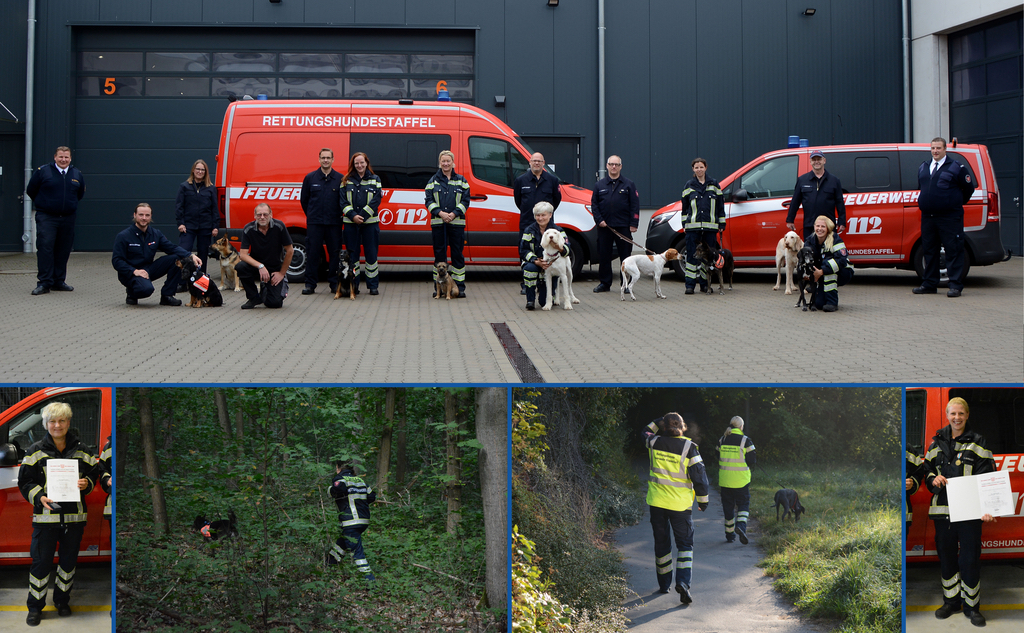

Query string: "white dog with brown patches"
[[773, 231, 804, 295], [540, 228, 579, 310], [620, 249, 680, 300]]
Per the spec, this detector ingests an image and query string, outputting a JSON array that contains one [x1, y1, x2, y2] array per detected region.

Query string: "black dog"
[[695, 242, 735, 295], [773, 489, 805, 521], [794, 244, 819, 311], [193, 510, 238, 541], [176, 257, 223, 308], [333, 249, 357, 301]]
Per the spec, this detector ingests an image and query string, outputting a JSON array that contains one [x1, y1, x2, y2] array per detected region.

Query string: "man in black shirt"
[[236, 203, 294, 309], [786, 150, 846, 241]]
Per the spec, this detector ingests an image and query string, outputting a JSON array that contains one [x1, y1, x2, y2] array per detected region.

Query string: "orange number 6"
[[104, 78, 116, 95]]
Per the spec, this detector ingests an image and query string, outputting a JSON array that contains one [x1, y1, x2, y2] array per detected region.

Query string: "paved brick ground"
[[1, 252, 1020, 383]]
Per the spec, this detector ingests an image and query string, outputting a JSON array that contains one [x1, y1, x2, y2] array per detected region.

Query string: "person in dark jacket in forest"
[[17, 401, 101, 626], [923, 397, 995, 627], [175, 159, 219, 281], [327, 461, 377, 580]]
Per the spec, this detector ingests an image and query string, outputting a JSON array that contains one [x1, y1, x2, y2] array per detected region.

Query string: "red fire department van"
[[0, 387, 112, 565], [905, 387, 1024, 562], [214, 99, 598, 280], [646, 143, 1005, 280]]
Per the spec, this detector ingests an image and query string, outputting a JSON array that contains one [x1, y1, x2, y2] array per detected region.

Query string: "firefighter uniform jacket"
[[923, 426, 994, 520], [905, 450, 928, 525], [100, 438, 112, 519], [18, 432, 99, 525], [519, 222, 570, 267], [425, 170, 470, 226], [814, 237, 852, 294], [342, 171, 382, 224], [330, 469, 377, 528], [680, 177, 725, 232], [643, 421, 710, 512], [716, 428, 756, 488]]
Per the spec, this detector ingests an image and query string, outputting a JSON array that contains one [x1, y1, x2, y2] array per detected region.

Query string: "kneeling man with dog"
[[112, 202, 201, 306], [643, 413, 709, 604], [236, 203, 294, 310]]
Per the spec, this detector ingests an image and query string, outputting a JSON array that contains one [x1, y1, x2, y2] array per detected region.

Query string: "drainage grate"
[[490, 322, 544, 383]]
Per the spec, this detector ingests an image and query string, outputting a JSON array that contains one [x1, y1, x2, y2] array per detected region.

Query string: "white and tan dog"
[[773, 231, 804, 295], [620, 248, 680, 301], [539, 228, 579, 310]]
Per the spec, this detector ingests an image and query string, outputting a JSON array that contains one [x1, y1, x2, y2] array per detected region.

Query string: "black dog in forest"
[[193, 510, 238, 541], [773, 489, 805, 522]]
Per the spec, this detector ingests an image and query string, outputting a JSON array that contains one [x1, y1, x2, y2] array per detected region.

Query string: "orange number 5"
[[104, 78, 116, 95]]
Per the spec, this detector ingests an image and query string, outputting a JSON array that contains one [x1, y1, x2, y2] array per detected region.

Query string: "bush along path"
[[615, 485, 834, 633]]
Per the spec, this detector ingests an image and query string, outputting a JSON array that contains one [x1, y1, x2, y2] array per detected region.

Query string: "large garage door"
[[72, 26, 475, 251], [949, 13, 1023, 256]]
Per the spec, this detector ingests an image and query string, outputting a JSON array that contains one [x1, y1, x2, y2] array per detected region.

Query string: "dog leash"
[[606, 226, 655, 255]]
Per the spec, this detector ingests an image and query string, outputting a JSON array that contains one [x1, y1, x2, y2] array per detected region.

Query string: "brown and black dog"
[[333, 249, 357, 301], [434, 261, 459, 300], [695, 242, 735, 295], [176, 257, 223, 308], [209, 236, 242, 293], [774, 488, 805, 521]]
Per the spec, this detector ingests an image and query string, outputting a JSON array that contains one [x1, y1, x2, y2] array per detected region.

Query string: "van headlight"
[[650, 212, 676, 227]]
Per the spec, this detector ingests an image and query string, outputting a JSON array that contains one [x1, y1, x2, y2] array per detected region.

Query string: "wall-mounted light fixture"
[[547, 0, 559, 7], [802, 8, 816, 16], [494, 96, 506, 107], [270, 0, 282, 4]]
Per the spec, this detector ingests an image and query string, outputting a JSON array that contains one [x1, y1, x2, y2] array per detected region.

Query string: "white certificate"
[[45, 459, 80, 503], [946, 471, 1014, 522]]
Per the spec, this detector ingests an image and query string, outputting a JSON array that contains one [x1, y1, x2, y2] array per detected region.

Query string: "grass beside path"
[[749, 465, 901, 633]]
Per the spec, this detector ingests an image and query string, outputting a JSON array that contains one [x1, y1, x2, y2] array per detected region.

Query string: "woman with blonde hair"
[[175, 158, 219, 279], [807, 214, 852, 311]]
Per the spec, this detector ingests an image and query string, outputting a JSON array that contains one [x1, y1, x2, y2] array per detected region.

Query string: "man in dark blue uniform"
[[514, 153, 561, 294], [786, 150, 846, 241], [26, 146, 85, 296], [591, 155, 640, 293], [913, 137, 976, 298], [299, 148, 344, 295], [111, 203, 200, 306]]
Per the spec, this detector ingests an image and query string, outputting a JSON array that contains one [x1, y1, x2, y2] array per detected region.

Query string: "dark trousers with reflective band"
[[720, 484, 750, 537], [649, 505, 694, 590], [934, 518, 983, 611], [684, 230, 718, 289], [178, 230, 214, 272], [346, 223, 380, 290], [35, 212, 76, 287], [432, 223, 466, 292], [522, 262, 558, 306], [117, 254, 182, 299], [235, 261, 285, 308], [305, 223, 342, 289], [920, 212, 966, 291], [329, 525, 373, 575], [596, 225, 631, 287], [28, 523, 85, 609]]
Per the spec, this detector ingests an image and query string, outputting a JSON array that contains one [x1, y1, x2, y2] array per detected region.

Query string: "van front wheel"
[[567, 234, 585, 278], [287, 232, 307, 283]]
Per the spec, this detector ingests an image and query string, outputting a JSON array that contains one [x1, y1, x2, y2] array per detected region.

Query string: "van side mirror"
[[733, 189, 749, 202], [0, 443, 19, 466]]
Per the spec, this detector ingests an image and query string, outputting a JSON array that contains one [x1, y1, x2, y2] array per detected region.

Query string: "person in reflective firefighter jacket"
[[328, 461, 377, 580], [100, 437, 112, 527], [17, 401, 100, 626], [680, 157, 725, 294], [715, 416, 755, 544], [923, 397, 995, 627], [425, 150, 470, 297], [643, 412, 710, 604], [905, 449, 928, 528]]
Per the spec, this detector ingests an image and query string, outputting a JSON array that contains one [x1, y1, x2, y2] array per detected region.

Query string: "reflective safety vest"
[[718, 428, 753, 488], [905, 450, 925, 524], [646, 433, 701, 511]]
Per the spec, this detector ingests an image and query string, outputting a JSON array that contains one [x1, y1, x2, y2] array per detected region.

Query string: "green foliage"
[[512, 391, 549, 466], [751, 465, 901, 633], [511, 526, 573, 632]]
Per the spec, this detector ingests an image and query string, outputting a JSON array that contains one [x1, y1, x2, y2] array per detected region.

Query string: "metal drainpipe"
[[902, 0, 912, 142], [22, 0, 36, 253], [597, 0, 606, 180]]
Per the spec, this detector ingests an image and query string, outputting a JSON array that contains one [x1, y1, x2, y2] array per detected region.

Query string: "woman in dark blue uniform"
[[342, 152, 383, 295], [175, 159, 219, 279]]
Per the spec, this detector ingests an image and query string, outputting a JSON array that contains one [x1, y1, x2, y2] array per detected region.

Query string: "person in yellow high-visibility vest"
[[643, 412, 710, 604], [715, 416, 756, 544]]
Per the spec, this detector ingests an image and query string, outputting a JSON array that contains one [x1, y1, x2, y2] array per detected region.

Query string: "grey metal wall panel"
[[456, 0, 503, 119], [0, 0, 28, 135], [254, 1, 306, 24], [504, 2, 556, 134], [408, 0, 455, 25], [649, 0, 694, 202], [786, 0, 832, 147], [870, 0, 904, 143], [551, 0, 598, 170], [152, 0, 203, 22], [304, 0, 355, 24], [99, 2, 152, 22], [741, 0, 789, 164], [696, 0, 744, 189], [203, 0, 253, 23], [355, 0, 405, 25], [605, 0, 652, 199]]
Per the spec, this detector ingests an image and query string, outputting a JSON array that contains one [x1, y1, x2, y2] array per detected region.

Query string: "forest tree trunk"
[[445, 390, 461, 534], [214, 389, 230, 441], [138, 387, 168, 536], [376, 388, 396, 496], [396, 390, 407, 485], [475, 387, 507, 611]]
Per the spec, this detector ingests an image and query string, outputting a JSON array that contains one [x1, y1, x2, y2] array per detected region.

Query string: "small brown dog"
[[434, 262, 459, 300], [209, 236, 242, 292]]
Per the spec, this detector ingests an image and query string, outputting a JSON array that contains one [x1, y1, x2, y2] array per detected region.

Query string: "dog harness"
[[200, 523, 212, 538]]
